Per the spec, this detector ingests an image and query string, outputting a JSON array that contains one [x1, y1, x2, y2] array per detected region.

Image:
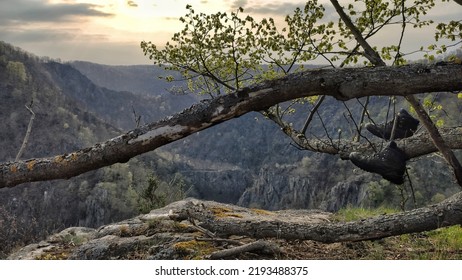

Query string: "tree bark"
[[276, 125, 462, 159], [330, 0, 386, 67], [209, 240, 282, 259], [329, 0, 462, 186], [1, 63, 461, 188], [405, 95, 462, 186], [175, 193, 462, 243]]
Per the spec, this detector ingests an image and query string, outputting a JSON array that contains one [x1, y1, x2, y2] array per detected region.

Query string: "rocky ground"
[[8, 198, 462, 260]]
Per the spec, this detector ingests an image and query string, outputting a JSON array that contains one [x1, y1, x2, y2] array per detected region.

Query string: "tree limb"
[[406, 95, 462, 186], [1, 64, 461, 188], [330, 0, 386, 67], [176, 193, 462, 243], [301, 95, 326, 135], [208, 240, 282, 259], [276, 125, 462, 159], [15, 103, 35, 161], [330, 0, 462, 186]]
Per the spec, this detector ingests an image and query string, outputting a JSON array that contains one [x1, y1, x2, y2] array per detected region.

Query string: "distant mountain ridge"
[[0, 41, 182, 257], [66, 49, 461, 212], [1, 41, 460, 258], [70, 61, 174, 96]]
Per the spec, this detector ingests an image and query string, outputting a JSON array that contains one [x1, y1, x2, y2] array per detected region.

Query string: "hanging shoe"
[[349, 141, 407, 184], [365, 109, 419, 140]]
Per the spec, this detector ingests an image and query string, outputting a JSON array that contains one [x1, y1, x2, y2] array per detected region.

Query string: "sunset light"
[[0, 0, 460, 64]]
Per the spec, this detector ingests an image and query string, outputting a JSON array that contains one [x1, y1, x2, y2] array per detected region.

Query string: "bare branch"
[[330, 0, 462, 187], [301, 95, 326, 135], [15, 102, 35, 161], [208, 240, 282, 259], [407, 95, 462, 186], [330, 0, 386, 67]]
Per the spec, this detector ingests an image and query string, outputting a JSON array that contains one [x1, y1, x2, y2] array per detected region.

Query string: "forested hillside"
[[70, 60, 462, 211], [0, 42, 185, 257], [1, 41, 461, 258]]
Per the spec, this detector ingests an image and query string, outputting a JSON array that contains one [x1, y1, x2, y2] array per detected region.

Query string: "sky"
[[0, 0, 461, 65]]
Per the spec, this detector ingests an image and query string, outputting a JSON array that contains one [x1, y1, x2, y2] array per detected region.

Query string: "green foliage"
[[137, 175, 166, 213], [396, 225, 462, 259], [435, 20, 462, 42], [137, 173, 186, 214], [427, 225, 462, 251], [141, 1, 338, 97], [141, 5, 262, 96], [6, 61, 27, 82], [409, 93, 455, 128], [430, 193, 446, 204], [365, 179, 395, 208], [141, 0, 460, 130], [143, 0, 460, 84], [324, 206, 462, 259], [333, 206, 398, 222], [364, 177, 427, 210]]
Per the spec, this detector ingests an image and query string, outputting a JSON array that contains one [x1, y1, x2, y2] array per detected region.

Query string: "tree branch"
[[406, 96, 462, 186], [15, 103, 35, 161], [1, 64, 461, 188], [330, 0, 462, 187], [277, 125, 462, 160], [176, 192, 462, 243], [301, 95, 325, 135], [330, 0, 386, 67], [209, 240, 282, 259]]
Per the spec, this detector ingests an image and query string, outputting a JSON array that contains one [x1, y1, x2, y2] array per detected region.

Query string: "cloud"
[[163, 17, 179, 21], [127, 1, 138, 8], [242, 1, 306, 16], [230, 0, 248, 10], [0, 0, 114, 53], [227, 0, 313, 17], [0, 27, 108, 44], [0, 0, 113, 25]]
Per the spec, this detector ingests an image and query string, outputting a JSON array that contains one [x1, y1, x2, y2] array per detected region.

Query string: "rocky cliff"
[[237, 161, 370, 212]]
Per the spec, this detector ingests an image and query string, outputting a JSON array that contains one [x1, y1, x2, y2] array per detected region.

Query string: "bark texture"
[[329, 0, 462, 186], [1, 63, 461, 188], [405, 95, 462, 185], [277, 126, 462, 159], [9, 195, 462, 259], [174, 194, 462, 243]]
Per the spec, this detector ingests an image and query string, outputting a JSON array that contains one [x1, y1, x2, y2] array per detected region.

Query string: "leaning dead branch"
[[208, 240, 282, 259], [15, 102, 35, 161]]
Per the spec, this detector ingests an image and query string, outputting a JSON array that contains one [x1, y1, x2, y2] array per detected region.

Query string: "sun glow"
[[52, 0, 229, 36], [12, 0, 460, 65]]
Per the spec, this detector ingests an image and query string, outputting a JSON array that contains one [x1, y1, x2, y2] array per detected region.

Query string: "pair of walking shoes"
[[349, 109, 419, 184]]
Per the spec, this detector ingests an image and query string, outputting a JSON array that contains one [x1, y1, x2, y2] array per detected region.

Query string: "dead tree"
[[172, 193, 462, 243]]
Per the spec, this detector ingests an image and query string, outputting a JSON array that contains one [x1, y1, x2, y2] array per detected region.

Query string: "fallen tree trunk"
[[1, 63, 461, 188], [7, 195, 462, 259], [175, 193, 462, 243]]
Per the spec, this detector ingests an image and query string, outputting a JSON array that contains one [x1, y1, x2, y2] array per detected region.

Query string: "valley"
[[1, 41, 461, 258]]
